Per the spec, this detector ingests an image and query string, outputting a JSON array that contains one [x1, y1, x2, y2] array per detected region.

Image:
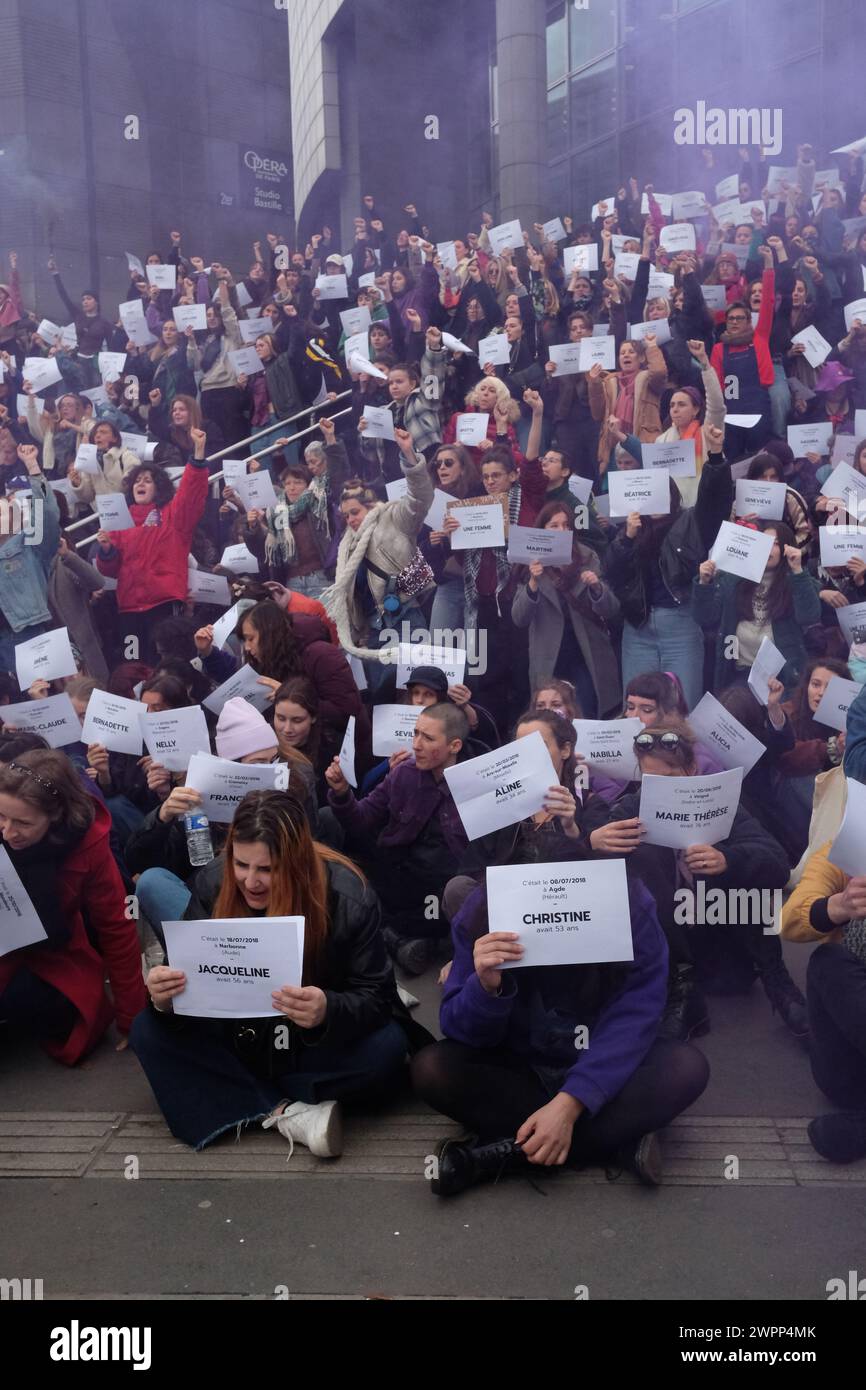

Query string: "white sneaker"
[[262, 1100, 343, 1158]]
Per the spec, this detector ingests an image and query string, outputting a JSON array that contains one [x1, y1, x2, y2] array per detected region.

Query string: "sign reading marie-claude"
[[238, 145, 293, 215]]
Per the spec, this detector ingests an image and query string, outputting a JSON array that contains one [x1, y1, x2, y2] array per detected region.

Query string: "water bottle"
[[184, 812, 214, 866]]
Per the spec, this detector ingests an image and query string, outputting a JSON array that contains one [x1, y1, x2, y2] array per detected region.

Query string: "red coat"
[[443, 409, 523, 469], [0, 802, 147, 1065], [291, 612, 364, 731], [96, 459, 209, 613]]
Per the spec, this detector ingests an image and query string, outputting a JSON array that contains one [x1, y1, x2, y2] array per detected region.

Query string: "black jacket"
[[604, 449, 733, 627]]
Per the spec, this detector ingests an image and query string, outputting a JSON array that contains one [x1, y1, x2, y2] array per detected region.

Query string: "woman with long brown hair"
[[130, 790, 413, 1155]]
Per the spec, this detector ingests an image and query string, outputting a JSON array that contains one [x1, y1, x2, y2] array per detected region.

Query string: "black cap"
[[406, 665, 449, 697]]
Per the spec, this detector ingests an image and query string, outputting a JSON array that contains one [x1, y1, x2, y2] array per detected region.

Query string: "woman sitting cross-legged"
[[411, 846, 710, 1196], [130, 790, 419, 1156]]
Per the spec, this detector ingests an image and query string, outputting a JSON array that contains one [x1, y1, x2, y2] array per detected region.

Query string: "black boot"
[[381, 928, 433, 978], [760, 964, 809, 1039], [808, 1112, 866, 1163], [430, 1135, 530, 1198], [658, 965, 710, 1042]]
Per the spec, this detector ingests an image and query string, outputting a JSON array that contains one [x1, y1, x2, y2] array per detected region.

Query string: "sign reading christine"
[[238, 146, 292, 215]]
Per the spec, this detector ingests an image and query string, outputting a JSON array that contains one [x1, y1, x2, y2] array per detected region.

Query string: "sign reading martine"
[[238, 145, 293, 215]]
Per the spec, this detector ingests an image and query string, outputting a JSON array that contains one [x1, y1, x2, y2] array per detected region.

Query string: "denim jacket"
[[0, 473, 60, 632]]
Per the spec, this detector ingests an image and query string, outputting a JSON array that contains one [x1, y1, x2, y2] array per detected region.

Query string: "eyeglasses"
[[634, 731, 683, 751], [726, 314, 749, 323]]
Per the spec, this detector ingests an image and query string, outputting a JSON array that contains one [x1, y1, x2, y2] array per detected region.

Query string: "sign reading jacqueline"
[[163, 918, 304, 1018], [444, 731, 558, 841], [488, 859, 634, 969], [638, 768, 744, 847]]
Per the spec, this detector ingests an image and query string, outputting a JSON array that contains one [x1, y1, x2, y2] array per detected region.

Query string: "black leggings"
[[411, 1037, 709, 1164], [807, 944, 866, 1110], [0, 970, 77, 1043]]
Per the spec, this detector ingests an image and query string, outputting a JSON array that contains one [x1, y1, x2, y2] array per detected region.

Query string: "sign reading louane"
[[237, 145, 292, 215]]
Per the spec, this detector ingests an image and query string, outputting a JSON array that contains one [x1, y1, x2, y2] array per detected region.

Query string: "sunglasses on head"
[[634, 731, 682, 750]]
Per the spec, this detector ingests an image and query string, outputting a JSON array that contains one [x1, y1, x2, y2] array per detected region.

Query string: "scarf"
[[614, 372, 637, 430], [264, 476, 332, 568], [320, 502, 394, 661], [463, 486, 522, 632], [6, 824, 88, 948], [680, 417, 704, 472], [200, 333, 223, 374], [751, 574, 773, 627]]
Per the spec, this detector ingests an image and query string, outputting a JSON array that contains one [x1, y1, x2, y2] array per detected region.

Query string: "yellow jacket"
[[781, 841, 845, 944]]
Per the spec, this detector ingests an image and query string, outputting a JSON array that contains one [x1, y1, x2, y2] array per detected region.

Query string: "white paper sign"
[[542, 218, 567, 243], [441, 332, 474, 355], [488, 219, 523, 255], [14, 627, 77, 689], [185, 752, 278, 823], [436, 240, 458, 270], [838, 600, 866, 648], [238, 316, 272, 345], [786, 423, 836, 459], [791, 325, 832, 369], [734, 478, 787, 520], [572, 717, 642, 781], [455, 412, 490, 446], [239, 470, 279, 513], [747, 635, 786, 706], [628, 318, 672, 346], [819, 525, 866, 567], [371, 704, 419, 756], [506, 524, 573, 567], [642, 191, 674, 215], [82, 689, 144, 755], [384, 478, 450, 533], [647, 271, 675, 299], [22, 357, 62, 394], [821, 462, 866, 522], [721, 242, 750, 269], [710, 520, 774, 582], [608, 469, 671, 518], [395, 643, 467, 689], [340, 306, 372, 337], [74, 443, 100, 476], [163, 918, 303, 1019], [686, 693, 766, 775], [639, 768, 743, 848], [80, 384, 110, 408], [724, 414, 763, 429], [141, 706, 212, 772], [228, 347, 264, 377], [490, 859, 634, 969], [119, 299, 155, 347], [125, 252, 144, 277], [813, 676, 864, 732], [563, 244, 598, 275], [477, 333, 511, 366], [671, 191, 708, 220], [187, 567, 232, 606], [591, 197, 616, 220], [221, 459, 247, 492], [361, 405, 396, 441], [36, 318, 63, 345], [828, 778, 866, 877], [447, 500, 506, 550], [119, 432, 149, 459], [444, 731, 557, 842], [715, 174, 740, 201], [146, 264, 176, 290], [211, 602, 244, 651], [343, 331, 369, 364], [0, 845, 48, 956], [95, 492, 134, 531], [856, 413, 866, 444], [613, 252, 640, 280], [202, 664, 273, 716], [547, 343, 583, 377], [567, 474, 593, 504], [701, 284, 728, 311], [219, 543, 259, 574], [315, 274, 348, 300], [578, 337, 616, 371], [642, 439, 696, 478], [844, 298, 866, 332], [831, 435, 859, 471], [348, 352, 387, 381], [0, 694, 81, 749], [172, 303, 207, 333], [659, 223, 696, 253]]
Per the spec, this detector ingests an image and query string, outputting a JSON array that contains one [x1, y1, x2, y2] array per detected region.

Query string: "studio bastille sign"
[[673, 101, 783, 156], [238, 145, 292, 215]]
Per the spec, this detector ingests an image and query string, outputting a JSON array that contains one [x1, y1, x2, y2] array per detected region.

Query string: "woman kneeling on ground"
[[130, 790, 415, 1156]]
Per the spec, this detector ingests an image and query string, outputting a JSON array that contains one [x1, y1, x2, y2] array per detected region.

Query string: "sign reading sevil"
[[237, 145, 293, 215]]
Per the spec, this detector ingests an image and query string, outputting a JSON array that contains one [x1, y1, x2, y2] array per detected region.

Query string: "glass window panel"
[[569, 54, 617, 149], [569, 0, 617, 70], [547, 81, 568, 161], [546, 2, 567, 85]]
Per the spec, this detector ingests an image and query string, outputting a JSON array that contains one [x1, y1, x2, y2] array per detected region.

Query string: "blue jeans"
[[621, 606, 705, 711], [770, 362, 791, 440], [429, 573, 465, 635], [130, 1009, 409, 1149], [136, 867, 192, 950], [287, 570, 328, 600]]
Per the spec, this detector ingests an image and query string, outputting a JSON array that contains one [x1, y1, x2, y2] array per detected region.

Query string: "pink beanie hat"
[[215, 697, 276, 761]]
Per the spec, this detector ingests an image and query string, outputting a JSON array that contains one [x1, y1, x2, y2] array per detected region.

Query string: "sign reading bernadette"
[[487, 859, 634, 968]]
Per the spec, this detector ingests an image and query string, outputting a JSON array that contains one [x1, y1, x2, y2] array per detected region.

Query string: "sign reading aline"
[[238, 145, 292, 215]]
